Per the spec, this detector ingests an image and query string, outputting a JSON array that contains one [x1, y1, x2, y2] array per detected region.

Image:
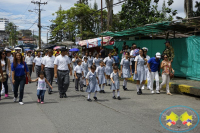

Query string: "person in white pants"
[[147, 52, 161, 94], [141, 47, 151, 90], [160, 54, 174, 95]]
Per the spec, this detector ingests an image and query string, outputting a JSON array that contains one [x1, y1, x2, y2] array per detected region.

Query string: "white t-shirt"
[[37, 78, 46, 90], [74, 65, 83, 74], [1, 60, 6, 71], [7, 55, 13, 64], [145, 55, 151, 69], [25, 56, 34, 65], [130, 50, 134, 62], [42, 56, 55, 68], [33, 56, 42, 66], [54, 55, 71, 70]]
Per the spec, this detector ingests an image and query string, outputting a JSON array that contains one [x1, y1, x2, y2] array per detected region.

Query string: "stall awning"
[[78, 36, 113, 48]]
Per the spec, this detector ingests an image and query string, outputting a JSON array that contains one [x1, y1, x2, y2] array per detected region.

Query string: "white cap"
[[156, 52, 161, 58], [4, 48, 11, 52], [142, 47, 148, 51]]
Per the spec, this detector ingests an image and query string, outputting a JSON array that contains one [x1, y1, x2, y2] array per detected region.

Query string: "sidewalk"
[[127, 75, 200, 96]]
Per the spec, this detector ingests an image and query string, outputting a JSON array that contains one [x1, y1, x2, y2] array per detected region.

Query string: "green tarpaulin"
[[104, 36, 200, 81]]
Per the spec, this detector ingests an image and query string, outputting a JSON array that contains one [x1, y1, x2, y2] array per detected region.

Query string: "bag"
[[23, 62, 28, 84], [170, 72, 174, 79], [0, 71, 7, 82]]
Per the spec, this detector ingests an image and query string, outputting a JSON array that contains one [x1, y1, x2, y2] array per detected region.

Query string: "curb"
[[126, 76, 199, 96]]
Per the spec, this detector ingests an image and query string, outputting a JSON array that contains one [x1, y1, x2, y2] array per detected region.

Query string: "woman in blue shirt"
[[11, 52, 31, 105]]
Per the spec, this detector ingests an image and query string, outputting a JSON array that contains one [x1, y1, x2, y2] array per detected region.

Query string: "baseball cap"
[[156, 52, 161, 58]]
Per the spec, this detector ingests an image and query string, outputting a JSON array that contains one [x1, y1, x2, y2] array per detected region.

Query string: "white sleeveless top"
[[37, 78, 46, 90]]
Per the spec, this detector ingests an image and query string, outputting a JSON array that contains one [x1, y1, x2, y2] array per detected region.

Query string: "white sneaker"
[[156, 90, 160, 94], [151, 90, 155, 94], [141, 87, 145, 90], [19, 102, 24, 105], [13, 97, 17, 102]]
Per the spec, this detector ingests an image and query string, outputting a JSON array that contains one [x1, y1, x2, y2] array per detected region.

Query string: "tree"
[[5, 22, 18, 46], [93, 0, 98, 10], [193, 1, 200, 17], [105, 0, 113, 30], [119, 0, 177, 29], [162, 0, 167, 18], [51, 3, 108, 41], [184, 0, 193, 18]]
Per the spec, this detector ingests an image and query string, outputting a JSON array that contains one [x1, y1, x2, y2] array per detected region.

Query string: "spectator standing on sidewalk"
[[160, 54, 174, 95], [162, 41, 174, 62]]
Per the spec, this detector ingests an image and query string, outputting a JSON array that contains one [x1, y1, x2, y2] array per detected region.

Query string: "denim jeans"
[[14, 76, 26, 102], [0, 74, 8, 97], [131, 61, 135, 73], [37, 90, 46, 102]]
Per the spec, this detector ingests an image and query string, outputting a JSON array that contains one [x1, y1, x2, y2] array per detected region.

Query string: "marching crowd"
[[0, 41, 175, 105]]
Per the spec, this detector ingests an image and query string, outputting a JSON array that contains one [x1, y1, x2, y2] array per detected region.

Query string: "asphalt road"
[[0, 72, 200, 133]]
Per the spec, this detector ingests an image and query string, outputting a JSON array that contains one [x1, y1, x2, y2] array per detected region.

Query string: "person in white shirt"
[[74, 60, 84, 92], [42, 49, 55, 94], [141, 47, 151, 90], [33, 50, 42, 86], [93, 53, 100, 67], [5, 48, 14, 91], [54, 48, 72, 98], [72, 54, 79, 82], [25, 51, 34, 77]]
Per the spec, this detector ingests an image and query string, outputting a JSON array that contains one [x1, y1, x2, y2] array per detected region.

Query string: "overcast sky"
[[0, 0, 198, 43]]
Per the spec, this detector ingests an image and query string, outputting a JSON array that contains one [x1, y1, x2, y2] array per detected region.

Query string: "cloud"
[[0, 0, 196, 43]]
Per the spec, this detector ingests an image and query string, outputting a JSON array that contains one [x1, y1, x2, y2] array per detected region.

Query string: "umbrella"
[[69, 48, 80, 52], [53, 46, 61, 50]]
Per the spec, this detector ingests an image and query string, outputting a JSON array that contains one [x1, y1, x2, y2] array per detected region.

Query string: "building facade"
[[0, 18, 9, 31]]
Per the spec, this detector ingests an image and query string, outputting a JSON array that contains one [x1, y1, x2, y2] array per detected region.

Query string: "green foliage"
[[5, 22, 18, 46], [119, 0, 177, 29], [193, 1, 200, 16]]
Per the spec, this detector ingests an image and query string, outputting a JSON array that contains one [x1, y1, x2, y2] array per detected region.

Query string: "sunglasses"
[[2, 53, 5, 55]]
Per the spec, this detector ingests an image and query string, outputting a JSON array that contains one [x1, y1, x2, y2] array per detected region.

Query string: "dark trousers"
[[45, 68, 54, 93], [35, 66, 41, 77], [131, 61, 135, 73], [37, 90, 46, 102], [14, 76, 26, 102], [57, 70, 69, 95], [27, 65, 33, 77], [0, 74, 8, 96], [75, 73, 83, 90]]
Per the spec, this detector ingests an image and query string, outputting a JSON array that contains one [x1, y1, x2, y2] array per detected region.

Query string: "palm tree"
[[184, 0, 193, 18]]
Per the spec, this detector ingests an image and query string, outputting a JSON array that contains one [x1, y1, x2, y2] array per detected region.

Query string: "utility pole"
[[31, 0, 47, 49], [101, 0, 103, 47], [33, 30, 34, 45], [47, 31, 48, 44]]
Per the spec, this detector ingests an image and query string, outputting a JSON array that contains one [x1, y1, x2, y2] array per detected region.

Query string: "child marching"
[[81, 57, 89, 87], [86, 65, 100, 102], [120, 52, 132, 91], [110, 66, 121, 100], [31, 71, 53, 104], [103, 52, 115, 86], [74, 60, 84, 92], [133, 49, 148, 95], [96, 60, 106, 93], [93, 53, 100, 67]]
